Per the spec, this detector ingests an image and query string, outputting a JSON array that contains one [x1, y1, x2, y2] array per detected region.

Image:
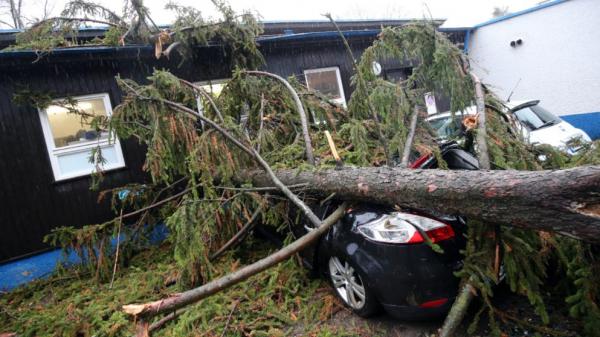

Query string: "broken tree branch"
[[470, 72, 490, 169], [324, 130, 343, 168], [123, 202, 347, 318], [324, 13, 391, 165], [242, 70, 315, 165], [438, 281, 476, 337], [148, 309, 186, 333], [119, 79, 323, 227], [400, 106, 420, 167], [440, 72, 489, 337], [210, 207, 262, 261], [109, 208, 124, 289]]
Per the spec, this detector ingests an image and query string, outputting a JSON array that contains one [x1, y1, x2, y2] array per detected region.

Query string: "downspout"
[[463, 29, 471, 54]]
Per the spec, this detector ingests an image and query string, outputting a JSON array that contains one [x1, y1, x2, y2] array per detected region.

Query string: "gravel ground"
[[289, 287, 582, 337]]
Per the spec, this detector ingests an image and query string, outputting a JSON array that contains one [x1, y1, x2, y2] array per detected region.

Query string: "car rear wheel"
[[327, 255, 379, 317]]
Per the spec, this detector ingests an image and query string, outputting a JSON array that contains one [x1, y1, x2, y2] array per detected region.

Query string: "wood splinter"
[[324, 130, 344, 169]]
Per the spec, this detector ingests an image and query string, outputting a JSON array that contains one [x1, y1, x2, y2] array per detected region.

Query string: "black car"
[[296, 142, 479, 319]]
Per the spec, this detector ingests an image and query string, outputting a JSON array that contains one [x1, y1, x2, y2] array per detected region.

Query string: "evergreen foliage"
[[5, 10, 599, 336], [454, 93, 600, 336], [0, 244, 377, 336], [3, 0, 264, 68]]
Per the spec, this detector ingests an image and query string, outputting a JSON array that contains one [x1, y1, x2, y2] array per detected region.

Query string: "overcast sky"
[[3, 0, 543, 29]]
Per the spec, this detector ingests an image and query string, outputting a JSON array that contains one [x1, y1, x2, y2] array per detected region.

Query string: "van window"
[[513, 105, 560, 130]]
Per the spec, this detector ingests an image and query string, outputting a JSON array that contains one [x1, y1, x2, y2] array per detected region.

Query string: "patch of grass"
[[0, 242, 376, 337]]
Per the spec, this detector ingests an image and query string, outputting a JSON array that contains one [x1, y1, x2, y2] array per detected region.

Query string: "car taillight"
[[425, 225, 455, 243], [357, 212, 454, 244], [409, 153, 432, 169], [419, 298, 448, 308]]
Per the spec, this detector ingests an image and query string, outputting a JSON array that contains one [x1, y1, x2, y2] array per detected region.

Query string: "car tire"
[[327, 255, 380, 317]]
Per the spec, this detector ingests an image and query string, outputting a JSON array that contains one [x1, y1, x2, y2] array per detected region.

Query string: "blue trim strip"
[[0, 45, 153, 58], [0, 249, 83, 291], [473, 0, 569, 29], [260, 19, 440, 24], [561, 112, 600, 140], [257, 29, 380, 43], [0, 30, 381, 58], [0, 225, 168, 291]]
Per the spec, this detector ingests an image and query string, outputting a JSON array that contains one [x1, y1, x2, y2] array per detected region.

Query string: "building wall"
[[0, 49, 232, 262], [0, 60, 145, 262], [467, 0, 600, 138], [0, 35, 403, 262], [263, 39, 370, 102]]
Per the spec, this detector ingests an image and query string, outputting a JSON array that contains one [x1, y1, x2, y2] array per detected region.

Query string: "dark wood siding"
[[0, 50, 234, 261], [0, 34, 414, 262], [0, 61, 142, 261], [262, 39, 373, 99]]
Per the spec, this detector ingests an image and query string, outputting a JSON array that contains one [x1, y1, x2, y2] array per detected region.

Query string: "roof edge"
[[0, 30, 381, 59], [473, 0, 570, 29]]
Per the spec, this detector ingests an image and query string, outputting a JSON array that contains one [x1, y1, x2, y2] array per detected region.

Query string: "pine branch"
[[323, 13, 391, 165], [242, 70, 316, 166], [118, 78, 323, 228], [123, 202, 347, 321], [31, 16, 120, 28], [210, 207, 262, 261]]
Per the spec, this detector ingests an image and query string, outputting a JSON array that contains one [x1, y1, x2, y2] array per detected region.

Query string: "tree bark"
[[470, 72, 490, 169], [438, 280, 476, 337], [400, 106, 420, 167], [243, 166, 600, 243]]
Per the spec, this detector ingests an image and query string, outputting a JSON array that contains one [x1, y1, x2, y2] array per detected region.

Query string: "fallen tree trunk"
[[244, 166, 600, 243]]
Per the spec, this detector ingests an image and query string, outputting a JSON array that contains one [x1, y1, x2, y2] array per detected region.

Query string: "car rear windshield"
[[513, 104, 561, 131], [429, 116, 462, 138]]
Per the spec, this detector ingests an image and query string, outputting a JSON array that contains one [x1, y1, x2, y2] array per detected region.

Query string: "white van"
[[427, 100, 591, 155]]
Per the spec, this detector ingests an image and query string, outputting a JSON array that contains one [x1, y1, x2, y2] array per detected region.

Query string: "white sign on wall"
[[424, 92, 438, 115]]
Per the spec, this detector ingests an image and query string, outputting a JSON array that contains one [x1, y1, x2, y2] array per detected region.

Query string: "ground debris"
[[0, 242, 377, 337]]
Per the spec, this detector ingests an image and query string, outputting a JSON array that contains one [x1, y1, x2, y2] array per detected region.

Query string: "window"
[[194, 79, 230, 126], [304, 67, 346, 107], [39, 93, 125, 181], [513, 104, 561, 131], [195, 79, 228, 112], [385, 67, 412, 83], [198, 80, 228, 98]]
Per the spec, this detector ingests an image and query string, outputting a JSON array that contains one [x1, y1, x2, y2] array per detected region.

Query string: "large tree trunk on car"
[[244, 166, 600, 243]]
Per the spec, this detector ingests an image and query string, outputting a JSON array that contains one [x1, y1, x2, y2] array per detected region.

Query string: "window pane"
[[305, 70, 342, 100], [56, 145, 121, 178], [46, 97, 109, 148], [201, 82, 226, 97]]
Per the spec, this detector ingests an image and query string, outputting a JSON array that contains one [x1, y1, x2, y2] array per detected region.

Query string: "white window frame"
[[194, 79, 230, 127], [38, 93, 126, 181], [194, 79, 229, 109], [303, 66, 347, 108]]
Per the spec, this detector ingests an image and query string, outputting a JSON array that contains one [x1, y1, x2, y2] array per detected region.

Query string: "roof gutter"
[[0, 29, 382, 59], [0, 44, 154, 60], [257, 29, 380, 43]]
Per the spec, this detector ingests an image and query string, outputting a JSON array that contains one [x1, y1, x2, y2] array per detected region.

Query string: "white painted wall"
[[467, 0, 600, 116]]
